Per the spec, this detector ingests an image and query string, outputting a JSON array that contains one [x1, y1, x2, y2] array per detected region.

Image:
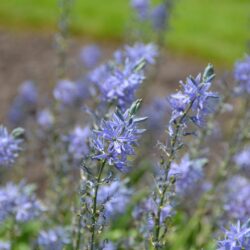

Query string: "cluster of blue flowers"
[[1, 1, 250, 246], [0, 181, 44, 223], [96, 180, 131, 222], [217, 221, 250, 249], [224, 176, 250, 221], [0, 126, 23, 168], [100, 60, 145, 109], [125, 43, 158, 65], [37, 227, 70, 250], [168, 65, 219, 135], [88, 43, 158, 110], [169, 154, 207, 197], [92, 100, 147, 172]]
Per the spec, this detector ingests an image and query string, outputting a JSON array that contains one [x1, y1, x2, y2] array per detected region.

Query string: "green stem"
[[10, 218, 16, 250], [90, 160, 106, 250], [75, 214, 82, 250], [153, 101, 194, 249]]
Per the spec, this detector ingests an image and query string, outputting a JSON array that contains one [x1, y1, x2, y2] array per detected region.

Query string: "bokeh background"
[[0, 0, 249, 121], [0, 2, 249, 249]]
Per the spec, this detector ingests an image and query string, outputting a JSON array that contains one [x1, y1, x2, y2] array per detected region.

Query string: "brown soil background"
[[0, 29, 225, 123]]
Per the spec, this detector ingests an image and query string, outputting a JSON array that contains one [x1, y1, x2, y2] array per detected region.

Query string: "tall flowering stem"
[[80, 100, 146, 249], [152, 64, 219, 249], [189, 57, 250, 242], [153, 100, 194, 248], [90, 160, 106, 250]]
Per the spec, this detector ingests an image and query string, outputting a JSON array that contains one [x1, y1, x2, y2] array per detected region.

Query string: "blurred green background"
[[0, 0, 249, 65]]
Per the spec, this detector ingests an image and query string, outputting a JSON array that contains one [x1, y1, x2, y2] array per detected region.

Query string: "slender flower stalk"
[[90, 160, 106, 250], [79, 100, 146, 249], [152, 64, 219, 249], [74, 214, 82, 250], [153, 99, 194, 248]]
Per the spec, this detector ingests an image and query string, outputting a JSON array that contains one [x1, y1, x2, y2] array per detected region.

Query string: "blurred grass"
[[169, 0, 250, 66], [0, 0, 249, 65]]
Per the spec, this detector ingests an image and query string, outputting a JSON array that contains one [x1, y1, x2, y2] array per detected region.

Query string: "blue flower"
[[224, 176, 250, 221], [113, 50, 124, 65], [234, 55, 250, 95], [0, 181, 44, 223], [131, 0, 150, 19], [67, 126, 90, 162], [169, 154, 206, 197], [234, 146, 250, 171], [92, 102, 146, 172], [151, 4, 167, 31], [80, 44, 101, 69], [100, 60, 145, 109], [102, 241, 116, 250], [0, 126, 22, 168], [133, 197, 173, 233], [97, 180, 131, 221], [88, 44, 155, 109], [168, 65, 219, 134], [0, 241, 10, 250], [217, 221, 250, 250], [182, 74, 218, 111], [88, 64, 111, 86], [125, 43, 158, 65], [37, 227, 70, 250], [37, 109, 55, 130], [8, 81, 38, 125], [8, 101, 26, 126], [53, 80, 79, 106], [18, 81, 38, 106]]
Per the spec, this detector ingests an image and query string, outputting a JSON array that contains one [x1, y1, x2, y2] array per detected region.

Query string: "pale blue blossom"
[[217, 221, 250, 250], [0, 126, 22, 168]]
